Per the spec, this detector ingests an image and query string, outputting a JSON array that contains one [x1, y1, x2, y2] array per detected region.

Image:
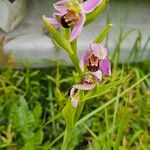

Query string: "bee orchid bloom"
[[70, 82, 95, 108], [44, 0, 102, 41], [80, 43, 111, 81], [70, 43, 111, 108], [70, 88, 79, 108], [70, 74, 98, 107]]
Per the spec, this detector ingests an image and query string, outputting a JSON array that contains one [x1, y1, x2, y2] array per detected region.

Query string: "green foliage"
[[22, 130, 43, 150], [94, 24, 113, 44], [8, 96, 43, 149], [0, 62, 149, 149], [67, 123, 88, 150], [62, 100, 76, 128]]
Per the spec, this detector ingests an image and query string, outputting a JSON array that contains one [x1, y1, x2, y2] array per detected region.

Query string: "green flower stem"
[[71, 39, 77, 54], [62, 126, 73, 150], [69, 39, 84, 78], [62, 28, 83, 78], [63, 28, 70, 41], [62, 91, 85, 150], [62, 30, 85, 149], [74, 90, 85, 123], [69, 53, 84, 77]]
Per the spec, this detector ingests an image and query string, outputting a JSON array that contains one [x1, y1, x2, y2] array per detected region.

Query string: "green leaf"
[[85, 0, 107, 26], [42, 16, 73, 54], [74, 91, 85, 123], [114, 104, 128, 150], [9, 101, 20, 131], [67, 124, 87, 150], [29, 71, 39, 77], [128, 130, 143, 147], [94, 24, 113, 43], [18, 96, 36, 141], [22, 130, 43, 150], [47, 75, 56, 84], [33, 104, 42, 126], [62, 100, 76, 128], [84, 73, 132, 101]]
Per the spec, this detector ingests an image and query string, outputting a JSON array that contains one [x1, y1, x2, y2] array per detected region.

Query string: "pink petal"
[[53, 13, 62, 23], [70, 88, 78, 108], [90, 43, 100, 57], [79, 50, 91, 71], [79, 58, 85, 72], [53, 0, 68, 15], [81, 0, 102, 13], [73, 82, 95, 90], [43, 16, 60, 28], [90, 70, 102, 82], [71, 98, 78, 108], [100, 58, 111, 75], [90, 43, 107, 59], [70, 11, 86, 41]]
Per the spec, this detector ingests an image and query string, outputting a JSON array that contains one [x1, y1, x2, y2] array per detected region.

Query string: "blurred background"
[[0, 0, 149, 67]]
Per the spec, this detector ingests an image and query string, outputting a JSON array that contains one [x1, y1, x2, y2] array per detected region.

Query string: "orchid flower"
[[70, 73, 100, 107], [70, 73, 97, 107], [80, 43, 111, 78], [70, 43, 111, 107], [44, 0, 102, 41]]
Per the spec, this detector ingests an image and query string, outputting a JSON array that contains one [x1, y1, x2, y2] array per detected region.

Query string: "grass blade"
[[94, 24, 113, 44], [114, 103, 128, 150]]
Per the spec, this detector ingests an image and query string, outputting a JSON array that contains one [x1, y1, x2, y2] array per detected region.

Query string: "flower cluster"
[[44, 0, 102, 41], [70, 43, 111, 107], [43, 0, 111, 108]]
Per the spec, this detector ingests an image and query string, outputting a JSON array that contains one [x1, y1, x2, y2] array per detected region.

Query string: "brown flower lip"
[[61, 15, 72, 28], [87, 54, 100, 72], [61, 10, 79, 28]]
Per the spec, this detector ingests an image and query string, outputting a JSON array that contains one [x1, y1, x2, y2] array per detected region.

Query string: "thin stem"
[[111, 86, 121, 136], [112, 67, 124, 136], [63, 28, 70, 40], [62, 29, 84, 150], [61, 91, 85, 149], [69, 53, 84, 78], [69, 39, 84, 78], [105, 108, 110, 150], [71, 39, 77, 54], [61, 126, 73, 150], [74, 90, 85, 123], [62, 28, 84, 78]]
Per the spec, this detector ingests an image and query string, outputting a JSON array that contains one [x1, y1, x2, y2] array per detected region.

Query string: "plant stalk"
[[61, 126, 73, 150], [62, 30, 85, 149], [62, 91, 85, 149]]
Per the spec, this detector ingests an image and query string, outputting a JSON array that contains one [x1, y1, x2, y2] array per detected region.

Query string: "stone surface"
[[0, 0, 27, 32], [1, 0, 150, 67]]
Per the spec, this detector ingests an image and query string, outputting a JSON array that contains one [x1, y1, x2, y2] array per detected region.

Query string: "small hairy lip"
[[87, 54, 100, 72], [61, 10, 79, 28]]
